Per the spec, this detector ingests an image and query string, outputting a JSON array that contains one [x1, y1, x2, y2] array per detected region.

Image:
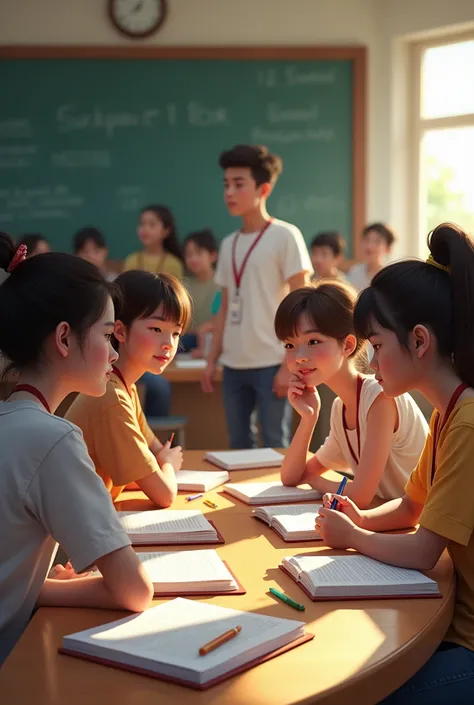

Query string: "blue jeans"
[[140, 372, 171, 417], [222, 365, 292, 449], [381, 642, 474, 704], [180, 333, 198, 352]]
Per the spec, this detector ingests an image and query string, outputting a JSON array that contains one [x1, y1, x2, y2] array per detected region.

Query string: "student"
[[0, 234, 152, 664], [310, 231, 346, 281], [316, 223, 474, 703], [18, 233, 51, 257], [202, 144, 312, 448], [123, 205, 184, 280], [182, 228, 220, 353], [66, 271, 191, 505], [275, 281, 428, 507], [73, 226, 114, 278], [347, 222, 395, 291]]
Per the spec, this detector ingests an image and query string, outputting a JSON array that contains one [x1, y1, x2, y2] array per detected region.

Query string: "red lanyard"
[[10, 384, 51, 414], [231, 218, 273, 292], [111, 365, 130, 396], [431, 382, 468, 483], [342, 375, 363, 464]]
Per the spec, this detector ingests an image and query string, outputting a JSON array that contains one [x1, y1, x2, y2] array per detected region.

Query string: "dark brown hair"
[[140, 205, 183, 262], [113, 270, 192, 346], [354, 222, 474, 387], [219, 145, 282, 186], [183, 228, 218, 255], [275, 281, 364, 359], [73, 226, 107, 254], [0, 232, 113, 379], [362, 222, 396, 248], [17, 233, 50, 257], [310, 231, 346, 258]]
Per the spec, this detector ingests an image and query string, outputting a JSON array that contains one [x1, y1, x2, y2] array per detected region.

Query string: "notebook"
[[91, 550, 243, 596], [175, 358, 207, 369], [224, 481, 321, 505], [281, 554, 441, 600], [176, 469, 229, 492], [118, 509, 223, 545], [59, 598, 313, 689], [205, 448, 284, 471], [252, 504, 322, 542]]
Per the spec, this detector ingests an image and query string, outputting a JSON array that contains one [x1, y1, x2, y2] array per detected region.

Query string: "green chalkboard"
[[0, 49, 364, 258]]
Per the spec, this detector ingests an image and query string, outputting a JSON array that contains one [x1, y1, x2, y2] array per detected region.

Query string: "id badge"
[[230, 293, 243, 325]]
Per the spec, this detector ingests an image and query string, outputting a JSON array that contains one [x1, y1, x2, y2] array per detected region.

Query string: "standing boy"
[[202, 145, 312, 449]]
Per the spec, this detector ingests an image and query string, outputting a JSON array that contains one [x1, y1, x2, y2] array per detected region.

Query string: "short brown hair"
[[113, 271, 192, 340], [274, 281, 364, 360], [362, 222, 396, 248], [219, 144, 282, 186]]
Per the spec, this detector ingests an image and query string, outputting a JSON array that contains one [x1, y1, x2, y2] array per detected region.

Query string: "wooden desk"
[[0, 451, 454, 704], [164, 362, 228, 449]]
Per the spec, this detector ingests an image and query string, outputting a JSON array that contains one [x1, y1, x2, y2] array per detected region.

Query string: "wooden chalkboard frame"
[[0, 45, 366, 259]]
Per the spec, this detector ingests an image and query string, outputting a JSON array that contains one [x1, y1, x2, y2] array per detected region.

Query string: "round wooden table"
[[0, 451, 454, 704]]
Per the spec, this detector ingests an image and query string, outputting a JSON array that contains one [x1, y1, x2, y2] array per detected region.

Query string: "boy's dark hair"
[[310, 231, 346, 258], [362, 222, 396, 248], [183, 228, 218, 255], [274, 280, 364, 361], [17, 233, 49, 256], [219, 145, 282, 186], [0, 232, 113, 380], [140, 205, 183, 262], [113, 270, 192, 348], [354, 222, 474, 387], [73, 226, 107, 254]]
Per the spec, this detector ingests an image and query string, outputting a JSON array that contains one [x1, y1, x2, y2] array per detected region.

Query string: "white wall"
[[1, 0, 474, 253]]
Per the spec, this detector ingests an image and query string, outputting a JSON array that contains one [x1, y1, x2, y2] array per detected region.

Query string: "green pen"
[[269, 587, 305, 611]]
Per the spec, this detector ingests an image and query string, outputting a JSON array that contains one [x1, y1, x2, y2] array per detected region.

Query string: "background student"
[[182, 228, 220, 353], [66, 271, 191, 506], [0, 233, 152, 665], [17, 233, 51, 257], [202, 144, 312, 448], [310, 231, 346, 281], [275, 282, 428, 507], [123, 204, 184, 280], [347, 222, 396, 291], [317, 223, 474, 704], [73, 226, 115, 281]]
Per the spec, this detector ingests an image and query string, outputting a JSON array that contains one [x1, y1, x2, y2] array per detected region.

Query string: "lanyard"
[[138, 252, 166, 274], [10, 384, 51, 413], [342, 375, 363, 464], [111, 365, 130, 397], [231, 218, 273, 293], [431, 382, 468, 483]]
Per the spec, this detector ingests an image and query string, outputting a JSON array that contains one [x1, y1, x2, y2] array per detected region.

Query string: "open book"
[[92, 550, 243, 596], [175, 358, 207, 369], [205, 448, 284, 471], [252, 504, 322, 542], [59, 598, 312, 689], [118, 509, 223, 545], [281, 554, 441, 600], [176, 469, 229, 492], [224, 481, 321, 505]]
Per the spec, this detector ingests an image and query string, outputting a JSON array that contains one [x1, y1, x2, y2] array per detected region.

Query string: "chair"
[[147, 416, 188, 447]]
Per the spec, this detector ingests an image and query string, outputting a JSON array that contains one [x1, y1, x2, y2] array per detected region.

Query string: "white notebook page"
[[207, 448, 284, 467], [176, 470, 229, 489], [63, 598, 305, 682], [260, 504, 322, 530], [137, 550, 234, 583], [288, 554, 436, 587], [226, 482, 320, 500], [118, 510, 213, 535]]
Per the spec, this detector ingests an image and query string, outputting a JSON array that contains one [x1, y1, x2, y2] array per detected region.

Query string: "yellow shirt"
[[405, 398, 474, 651], [123, 251, 184, 280], [65, 375, 156, 501]]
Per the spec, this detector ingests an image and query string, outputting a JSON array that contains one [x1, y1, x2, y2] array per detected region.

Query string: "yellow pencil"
[[204, 499, 218, 509]]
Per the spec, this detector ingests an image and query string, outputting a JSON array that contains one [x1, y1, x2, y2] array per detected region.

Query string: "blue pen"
[[186, 493, 203, 502], [330, 476, 348, 510]]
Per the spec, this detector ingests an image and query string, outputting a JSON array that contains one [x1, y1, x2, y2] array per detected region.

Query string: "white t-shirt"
[[214, 219, 312, 369], [316, 377, 429, 499], [346, 263, 371, 292], [0, 401, 131, 664]]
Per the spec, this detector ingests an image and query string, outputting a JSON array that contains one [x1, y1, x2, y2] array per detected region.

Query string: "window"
[[413, 36, 474, 253]]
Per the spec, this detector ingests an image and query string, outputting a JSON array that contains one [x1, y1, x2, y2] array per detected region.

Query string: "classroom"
[[1, 1, 474, 703]]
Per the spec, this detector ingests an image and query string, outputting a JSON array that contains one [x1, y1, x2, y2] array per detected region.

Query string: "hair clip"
[[7, 244, 28, 272], [426, 254, 450, 274]]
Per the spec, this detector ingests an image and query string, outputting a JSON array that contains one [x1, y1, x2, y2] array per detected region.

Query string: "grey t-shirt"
[[0, 401, 131, 664]]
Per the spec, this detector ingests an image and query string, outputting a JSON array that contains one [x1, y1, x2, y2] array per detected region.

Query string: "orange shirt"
[[66, 375, 156, 501]]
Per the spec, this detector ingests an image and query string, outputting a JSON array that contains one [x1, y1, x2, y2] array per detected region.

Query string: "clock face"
[[109, 0, 167, 38]]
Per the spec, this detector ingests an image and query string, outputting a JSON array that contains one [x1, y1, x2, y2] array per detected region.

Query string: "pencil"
[[199, 626, 242, 655], [168, 432, 175, 445]]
